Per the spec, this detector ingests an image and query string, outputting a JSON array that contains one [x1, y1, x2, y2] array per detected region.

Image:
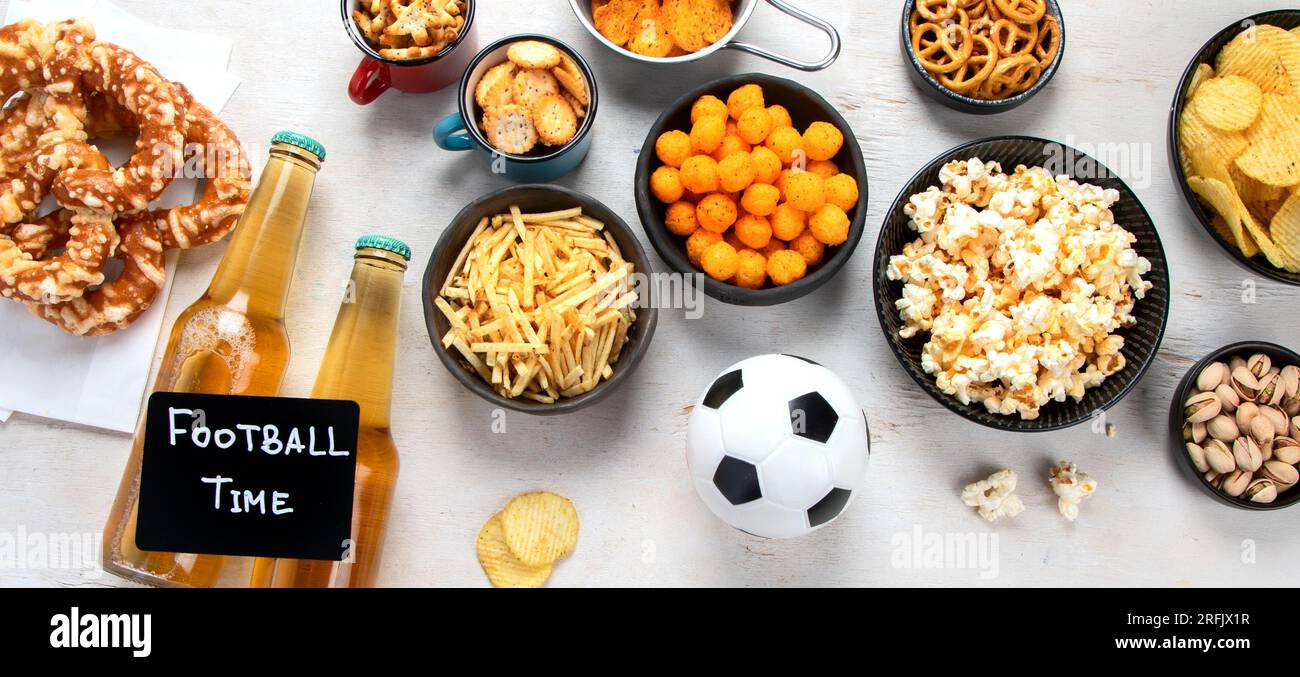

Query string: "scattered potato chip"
[[501, 492, 581, 568], [1189, 75, 1263, 131], [477, 513, 553, 589]]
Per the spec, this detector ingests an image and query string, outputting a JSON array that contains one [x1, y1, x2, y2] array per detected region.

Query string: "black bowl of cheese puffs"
[[634, 74, 869, 306]]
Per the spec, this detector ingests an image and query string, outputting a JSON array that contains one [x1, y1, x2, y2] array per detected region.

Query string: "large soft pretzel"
[[48, 39, 187, 214]]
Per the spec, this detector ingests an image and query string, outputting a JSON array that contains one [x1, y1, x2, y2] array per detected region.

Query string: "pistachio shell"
[[1207, 415, 1239, 442], [1183, 421, 1208, 444], [1261, 460, 1300, 487], [1261, 406, 1288, 433], [1248, 354, 1272, 379], [1273, 437, 1300, 465], [1186, 443, 1210, 473], [1223, 469, 1252, 497], [1205, 439, 1236, 475], [1198, 362, 1230, 392], [1250, 416, 1275, 445], [1185, 391, 1222, 424], [1233, 437, 1263, 472], [1246, 478, 1278, 504], [1236, 401, 1260, 431], [1214, 383, 1240, 413], [1232, 367, 1261, 400]]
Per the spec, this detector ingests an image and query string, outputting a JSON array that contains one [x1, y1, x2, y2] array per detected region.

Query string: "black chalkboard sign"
[[136, 392, 359, 561]]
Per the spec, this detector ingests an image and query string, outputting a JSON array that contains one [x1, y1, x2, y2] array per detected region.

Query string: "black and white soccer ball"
[[686, 354, 871, 539]]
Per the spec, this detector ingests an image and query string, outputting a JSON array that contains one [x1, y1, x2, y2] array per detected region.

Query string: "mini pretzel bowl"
[[634, 73, 869, 306], [1168, 9, 1300, 287], [873, 136, 1171, 432], [1169, 341, 1300, 511], [422, 185, 660, 415], [899, 0, 1066, 115]]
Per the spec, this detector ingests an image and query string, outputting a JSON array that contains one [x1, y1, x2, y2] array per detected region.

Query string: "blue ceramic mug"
[[433, 34, 598, 183]]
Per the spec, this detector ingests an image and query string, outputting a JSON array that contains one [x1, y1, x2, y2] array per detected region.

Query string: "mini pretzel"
[[980, 53, 1042, 99], [1035, 15, 1061, 68], [913, 23, 973, 75], [916, 0, 958, 23], [939, 34, 999, 95], [24, 214, 165, 336], [990, 18, 1039, 56], [993, 0, 1046, 25], [48, 39, 188, 214]]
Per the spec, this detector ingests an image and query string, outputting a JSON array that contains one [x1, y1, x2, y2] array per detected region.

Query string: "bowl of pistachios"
[[1172, 342, 1300, 511]]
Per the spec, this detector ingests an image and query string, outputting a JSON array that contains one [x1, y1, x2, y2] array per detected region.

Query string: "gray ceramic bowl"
[[423, 185, 659, 415], [899, 0, 1065, 115], [1170, 341, 1300, 511]]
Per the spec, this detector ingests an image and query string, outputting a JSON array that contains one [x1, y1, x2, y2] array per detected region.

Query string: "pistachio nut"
[[1236, 401, 1260, 431], [1260, 406, 1289, 434], [1285, 397, 1300, 418], [1206, 470, 1224, 489], [1207, 415, 1240, 442], [1250, 416, 1275, 446], [1186, 443, 1211, 473], [1273, 437, 1300, 465], [1185, 391, 1222, 424], [1215, 383, 1241, 413], [1261, 437, 1274, 462], [1205, 439, 1237, 475], [1233, 437, 1264, 472], [1231, 367, 1261, 400], [1223, 469, 1252, 497], [1282, 365, 1300, 398], [1229, 355, 1248, 373], [1292, 415, 1300, 440], [1248, 353, 1272, 379], [1261, 460, 1300, 488], [1256, 371, 1284, 406], [1246, 479, 1279, 504], [1198, 362, 1230, 392], [1183, 420, 1208, 444]]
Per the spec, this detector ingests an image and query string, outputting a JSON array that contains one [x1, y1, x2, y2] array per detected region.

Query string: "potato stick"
[[471, 342, 548, 354], [509, 205, 527, 241], [519, 207, 584, 223], [574, 215, 605, 231], [522, 392, 556, 404], [435, 296, 470, 331], [523, 227, 535, 309], [443, 217, 489, 294], [451, 336, 491, 380]]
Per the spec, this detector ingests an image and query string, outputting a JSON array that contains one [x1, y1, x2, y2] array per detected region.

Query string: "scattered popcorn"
[[961, 469, 1025, 522], [888, 159, 1153, 420], [1049, 461, 1098, 521]]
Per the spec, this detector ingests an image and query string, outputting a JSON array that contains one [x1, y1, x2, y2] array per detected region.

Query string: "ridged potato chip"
[[1179, 108, 1248, 184], [477, 513, 553, 588], [1187, 63, 1215, 98], [1253, 25, 1300, 92], [1218, 31, 1293, 94], [1189, 75, 1263, 131], [501, 491, 580, 568], [1269, 191, 1300, 270], [1236, 93, 1300, 187], [1189, 176, 1259, 257]]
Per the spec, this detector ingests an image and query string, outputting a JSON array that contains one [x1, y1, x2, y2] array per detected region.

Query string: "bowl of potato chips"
[[570, 0, 840, 71], [1171, 10, 1300, 285]]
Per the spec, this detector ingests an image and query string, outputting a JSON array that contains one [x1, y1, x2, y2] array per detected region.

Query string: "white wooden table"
[[2, 0, 1296, 588]]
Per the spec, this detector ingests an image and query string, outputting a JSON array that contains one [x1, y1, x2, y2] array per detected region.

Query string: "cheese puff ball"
[[771, 203, 807, 241], [808, 159, 839, 178], [717, 152, 756, 193], [701, 241, 741, 281], [741, 183, 781, 217], [809, 203, 850, 246], [767, 104, 793, 129], [665, 201, 699, 237], [759, 239, 787, 258], [750, 146, 783, 185], [784, 171, 826, 212], [655, 130, 692, 168], [712, 135, 752, 162], [737, 107, 774, 145], [733, 249, 768, 289], [691, 95, 728, 124], [789, 232, 826, 266], [764, 126, 803, 165], [691, 116, 726, 155], [651, 166, 685, 204], [802, 122, 844, 162], [767, 249, 808, 286], [680, 155, 720, 194], [734, 213, 773, 250], [824, 174, 860, 211], [686, 229, 723, 266], [727, 84, 766, 120], [696, 193, 738, 233]]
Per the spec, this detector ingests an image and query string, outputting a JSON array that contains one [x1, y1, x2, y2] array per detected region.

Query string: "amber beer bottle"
[[102, 133, 326, 587], [249, 236, 408, 588]]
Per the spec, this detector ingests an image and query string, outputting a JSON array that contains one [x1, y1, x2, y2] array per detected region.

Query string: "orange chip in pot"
[[627, 1, 675, 57], [594, 0, 640, 46]]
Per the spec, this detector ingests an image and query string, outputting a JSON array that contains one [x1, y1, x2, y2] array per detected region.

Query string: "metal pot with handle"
[[568, 0, 841, 71]]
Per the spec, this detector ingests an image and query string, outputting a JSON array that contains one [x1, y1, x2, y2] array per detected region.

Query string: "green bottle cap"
[[271, 131, 326, 161], [356, 235, 411, 260]]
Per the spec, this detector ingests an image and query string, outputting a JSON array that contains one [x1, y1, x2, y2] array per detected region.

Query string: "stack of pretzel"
[[909, 0, 1061, 101], [0, 18, 251, 336]]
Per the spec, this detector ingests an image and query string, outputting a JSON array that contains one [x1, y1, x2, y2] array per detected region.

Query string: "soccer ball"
[[686, 354, 871, 539]]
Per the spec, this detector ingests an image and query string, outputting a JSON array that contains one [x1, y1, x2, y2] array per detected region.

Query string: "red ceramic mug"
[[342, 0, 479, 105]]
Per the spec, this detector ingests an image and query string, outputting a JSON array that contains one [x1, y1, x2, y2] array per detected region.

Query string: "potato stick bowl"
[[423, 185, 659, 415]]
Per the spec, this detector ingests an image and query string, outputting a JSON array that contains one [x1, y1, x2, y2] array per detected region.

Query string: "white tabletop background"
[[1, 0, 1297, 588]]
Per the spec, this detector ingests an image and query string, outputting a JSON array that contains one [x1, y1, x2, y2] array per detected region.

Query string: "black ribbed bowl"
[[1169, 10, 1300, 286], [1168, 341, 1300, 511], [873, 136, 1171, 432]]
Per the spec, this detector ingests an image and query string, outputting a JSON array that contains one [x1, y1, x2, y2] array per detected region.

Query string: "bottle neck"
[[205, 144, 321, 318], [311, 252, 406, 429]]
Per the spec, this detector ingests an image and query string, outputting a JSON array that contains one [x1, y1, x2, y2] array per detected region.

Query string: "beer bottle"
[[250, 236, 408, 588], [102, 133, 326, 587]]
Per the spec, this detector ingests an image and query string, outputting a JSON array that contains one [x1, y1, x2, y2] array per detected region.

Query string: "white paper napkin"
[[0, 0, 243, 431]]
